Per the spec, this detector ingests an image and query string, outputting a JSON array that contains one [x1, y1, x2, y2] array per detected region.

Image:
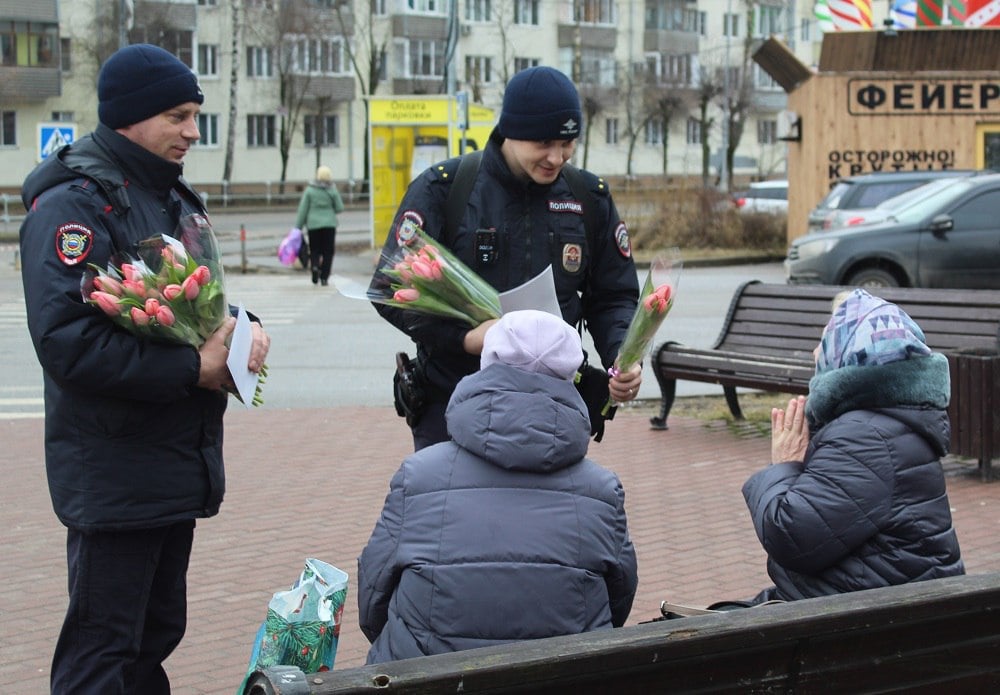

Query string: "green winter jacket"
[[295, 181, 345, 231]]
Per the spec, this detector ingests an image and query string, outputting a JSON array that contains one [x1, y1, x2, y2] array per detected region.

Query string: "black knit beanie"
[[98, 44, 204, 129], [497, 66, 582, 141]]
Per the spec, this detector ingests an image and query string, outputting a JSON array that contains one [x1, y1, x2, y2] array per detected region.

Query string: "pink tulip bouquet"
[[603, 251, 682, 415], [369, 225, 501, 327], [81, 215, 266, 406]]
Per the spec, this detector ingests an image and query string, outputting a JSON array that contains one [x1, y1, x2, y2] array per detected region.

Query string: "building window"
[[195, 113, 219, 147], [754, 5, 782, 36], [247, 114, 275, 146], [466, 0, 492, 21], [645, 118, 664, 145], [290, 36, 347, 75], [0, 21, 59, 67], [198, 0, 218, 5], [60, 38, 71, 71], [304, 114, 340, 146], [753, 64, 779, 90], [686, 117, 701, 145], [578, 48, 616, 86], [465, 56, 492, 84], [51, 111, 74, 122], [757, 119, 777, 145], [247, 46, 273, 77], [130, 28, 193, 67], [407, 0, 447, 15], [574, 0, 615, 25], [514, 56, 540, 73], [605, 118, 618, 145], [1, 111, 15, 146], [373, 0, 387, 14], [405, 39, 446, 77], [198, 44, 219, 77], [723, 13, 740, 38], [800, 18, 812, 42], [514, 0, 539, 24]]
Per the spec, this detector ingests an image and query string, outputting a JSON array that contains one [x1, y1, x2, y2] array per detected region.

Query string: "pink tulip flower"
[[394, 261, 413, 282], [122, 279, 147, 298], [155, 305, 176, 326], [130, 307, 150, 326], [393, 288, 421, 302], [191, 265, 212, 286], [120, 263, 143, 282], [90, 291, 121, 316], [144, 298, 161, 316], [410, 259, 435, 280], [181, 275, 200, 300], [162, 284, 184, 301], [93, 275, 124, 296]]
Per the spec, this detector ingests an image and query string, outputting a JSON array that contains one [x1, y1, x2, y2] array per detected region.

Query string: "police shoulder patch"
[[55, 222, 95, 266], [614, 222, 631, 259], [395, 210, 425, 245]]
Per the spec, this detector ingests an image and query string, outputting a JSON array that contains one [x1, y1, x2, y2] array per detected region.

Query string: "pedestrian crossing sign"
[[38, 123, 76, 160]]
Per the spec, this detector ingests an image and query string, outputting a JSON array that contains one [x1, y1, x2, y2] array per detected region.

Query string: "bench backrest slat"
[[715, 283, 1000, 357]]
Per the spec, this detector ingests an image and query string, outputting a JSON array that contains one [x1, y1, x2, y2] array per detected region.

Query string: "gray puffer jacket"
[[357, 363, 638, 664], [742, 354, 964, 602]]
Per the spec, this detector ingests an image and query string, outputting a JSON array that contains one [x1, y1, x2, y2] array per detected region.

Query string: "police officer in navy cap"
[[19, 43, 270, 694], [370, 66, 641, 451]]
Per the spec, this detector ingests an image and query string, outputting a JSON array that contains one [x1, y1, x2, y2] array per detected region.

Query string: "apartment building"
[[0, 0, 819, 192]]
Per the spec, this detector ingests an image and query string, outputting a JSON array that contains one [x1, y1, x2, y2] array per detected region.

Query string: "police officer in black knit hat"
[[370, 66, 641, 451], [18, 44, 270, 694]]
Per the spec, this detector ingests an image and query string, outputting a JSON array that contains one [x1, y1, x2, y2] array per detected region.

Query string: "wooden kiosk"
[[754, 28, 1000, 241]]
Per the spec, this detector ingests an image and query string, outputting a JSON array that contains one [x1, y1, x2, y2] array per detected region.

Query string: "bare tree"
[[696, 66, 722, 187], [333, 0, 389, 191], [244, 0, 340, 192], [649, 91, 686, 175], [222, 0, 242, 183], [717, 6, 758, 192]]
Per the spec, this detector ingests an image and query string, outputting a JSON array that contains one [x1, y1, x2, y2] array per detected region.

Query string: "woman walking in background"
[[295, 165, 345, 286]]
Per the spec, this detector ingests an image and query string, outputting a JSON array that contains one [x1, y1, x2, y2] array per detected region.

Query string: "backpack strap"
[[560, 163, 602, 251], [444, 149, 484, 244]]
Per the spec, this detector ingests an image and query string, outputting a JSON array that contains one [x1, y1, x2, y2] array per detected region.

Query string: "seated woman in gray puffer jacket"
[[357, 310, 638, 664], [742, 288, 964, 603]]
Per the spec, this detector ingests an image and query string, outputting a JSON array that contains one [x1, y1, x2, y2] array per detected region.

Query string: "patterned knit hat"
[[481, 310, 583, 380], [816, 289, 932, 374]]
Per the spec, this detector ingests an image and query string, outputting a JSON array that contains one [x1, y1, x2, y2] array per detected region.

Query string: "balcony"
[[0, 66, 60, 102]]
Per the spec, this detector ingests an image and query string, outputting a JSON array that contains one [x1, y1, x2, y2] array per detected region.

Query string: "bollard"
[[240, 224, 248, 274], [13, 248, 20, 272]]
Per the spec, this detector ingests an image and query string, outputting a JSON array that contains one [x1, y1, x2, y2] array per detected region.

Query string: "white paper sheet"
[[498, 265, 561, 317], [226, 304, 259, 408]]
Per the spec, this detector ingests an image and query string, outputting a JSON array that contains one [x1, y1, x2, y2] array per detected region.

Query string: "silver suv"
[[807, 170, 975, 233]]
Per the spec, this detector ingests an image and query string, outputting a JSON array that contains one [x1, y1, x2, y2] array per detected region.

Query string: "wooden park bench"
[[649, 281, 1000, 480], [242, 573, 1000, 694]]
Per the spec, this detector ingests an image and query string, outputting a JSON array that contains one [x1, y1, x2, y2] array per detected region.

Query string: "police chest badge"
[[396, 210, 424, 246], [562, 243, 583, 273], [54, 222, 95, 266]]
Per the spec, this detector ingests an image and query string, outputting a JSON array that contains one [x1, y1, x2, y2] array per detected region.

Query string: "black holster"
[[393, 352, 428, 427], [575, 359, 617, 443]]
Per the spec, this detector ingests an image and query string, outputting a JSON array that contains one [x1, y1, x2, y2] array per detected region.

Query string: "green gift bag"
[[238, 559, 348, 693]]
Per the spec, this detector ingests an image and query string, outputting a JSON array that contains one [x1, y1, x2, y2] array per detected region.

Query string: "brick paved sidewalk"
[[2, 407, 997, 695]]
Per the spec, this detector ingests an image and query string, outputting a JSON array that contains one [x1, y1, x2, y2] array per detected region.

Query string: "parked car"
[[806, 170, 976, 233], [786, 173, 1000, 289], [732, 180, 788, 214], [820, 176, 972, 231]]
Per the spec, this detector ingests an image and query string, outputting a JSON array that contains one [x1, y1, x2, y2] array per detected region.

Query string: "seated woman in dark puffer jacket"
[[742, 288, 964, 604], [357, 310, 638, 664]]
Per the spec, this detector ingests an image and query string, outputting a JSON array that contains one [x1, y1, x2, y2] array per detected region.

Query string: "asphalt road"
[[0, 212, 786, 417]]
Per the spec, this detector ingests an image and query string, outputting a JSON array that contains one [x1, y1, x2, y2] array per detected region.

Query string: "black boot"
[[312, 269, 319, 285]]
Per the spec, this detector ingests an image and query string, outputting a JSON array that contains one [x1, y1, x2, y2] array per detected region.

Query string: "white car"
[[731, 180, 788, 214]]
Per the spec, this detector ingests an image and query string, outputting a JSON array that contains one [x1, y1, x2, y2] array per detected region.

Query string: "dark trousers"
[[51, 521, 195, 695], [411, 398, 449, 451], [308, 227, 336, 281]]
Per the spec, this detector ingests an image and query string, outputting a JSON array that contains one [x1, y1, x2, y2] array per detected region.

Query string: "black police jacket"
[[371, 129, 639, 394], [19, 124, 228, 531]]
